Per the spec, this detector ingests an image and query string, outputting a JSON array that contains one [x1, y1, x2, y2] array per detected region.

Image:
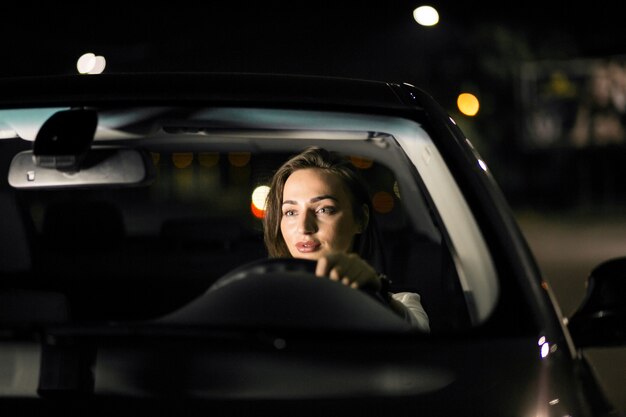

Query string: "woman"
[[264, 146, 429, 331]]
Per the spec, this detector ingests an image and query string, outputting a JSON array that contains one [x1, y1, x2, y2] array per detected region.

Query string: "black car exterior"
[[0, 73, 623, 417]]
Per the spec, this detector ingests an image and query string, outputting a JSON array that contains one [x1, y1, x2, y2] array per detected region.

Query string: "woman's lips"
[[295, 240, 321, 253]]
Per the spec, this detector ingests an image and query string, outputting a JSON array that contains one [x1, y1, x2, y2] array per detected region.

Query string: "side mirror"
[[568, 257, 626, 348]]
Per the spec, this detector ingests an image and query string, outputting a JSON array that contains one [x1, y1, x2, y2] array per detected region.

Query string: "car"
[[0, 72, 624, 417]]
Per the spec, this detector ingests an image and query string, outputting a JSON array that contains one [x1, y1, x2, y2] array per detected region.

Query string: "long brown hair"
[[263, 146, 380, 265]]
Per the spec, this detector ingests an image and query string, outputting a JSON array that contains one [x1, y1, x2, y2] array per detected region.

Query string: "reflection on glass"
[[198, 152, 219, 168], [228, 152, 251, 167], [172, 153, 193, 169], [373, 191, 394, 214], [350, 155, 373, 169], [393, 181, 401, 199]]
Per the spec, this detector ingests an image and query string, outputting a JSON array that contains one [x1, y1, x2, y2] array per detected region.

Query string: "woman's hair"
[[263, 146, 380, 265]]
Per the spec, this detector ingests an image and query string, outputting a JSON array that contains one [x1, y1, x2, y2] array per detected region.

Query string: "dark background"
[[2, 1, 625, 411]]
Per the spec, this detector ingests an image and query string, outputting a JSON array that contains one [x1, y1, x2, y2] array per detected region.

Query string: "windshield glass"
[[0, 106, 537, 337]]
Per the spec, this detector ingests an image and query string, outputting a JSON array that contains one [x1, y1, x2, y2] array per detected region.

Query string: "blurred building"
[[518, 56, 626, 208]]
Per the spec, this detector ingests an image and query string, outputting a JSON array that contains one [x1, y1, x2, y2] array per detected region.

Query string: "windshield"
[[0, 106, 536, 337]]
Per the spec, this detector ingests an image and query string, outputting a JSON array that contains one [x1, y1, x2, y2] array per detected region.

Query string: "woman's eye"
[[283, 210, 295, 216], [316, 206, 336, 215]]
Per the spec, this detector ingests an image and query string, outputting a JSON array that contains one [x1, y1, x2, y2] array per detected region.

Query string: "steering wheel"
[[208, 258, 318, 292], [158, 258, 411, 332]]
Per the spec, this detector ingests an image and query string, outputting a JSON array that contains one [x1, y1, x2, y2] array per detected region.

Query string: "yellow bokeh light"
[[457, 93, 480, 116], [172, 152, 194, 168], [228, 152, 251, 167]]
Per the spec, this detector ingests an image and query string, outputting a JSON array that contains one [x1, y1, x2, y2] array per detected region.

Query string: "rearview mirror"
[[8, 148, 154, 188]]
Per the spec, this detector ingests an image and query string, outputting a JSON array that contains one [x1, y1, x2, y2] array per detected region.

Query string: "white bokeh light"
[[251, 185, 271, 211], [413, 5, 439, 26], [76, 52, 106, 74], [91, 55, 106, 74], [77, 53, 96, 74]]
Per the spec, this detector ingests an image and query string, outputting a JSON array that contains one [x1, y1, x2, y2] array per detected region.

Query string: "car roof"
[[0, 72, 428, 111]]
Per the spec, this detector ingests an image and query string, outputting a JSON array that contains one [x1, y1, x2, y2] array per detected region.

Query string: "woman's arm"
[[314, 252, 430, 331], [390, 292, 430, 332]]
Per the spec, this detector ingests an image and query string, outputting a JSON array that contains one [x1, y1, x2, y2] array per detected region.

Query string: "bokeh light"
[[413, 5, 439, 26], [251, 185, 270, 218], [172, 152, 194, 168], [91, 55, 106, 74], [77, 53, 96, 74], [350, 155, 374, 169], [228, 152, 251, 167], [251, 202, 265, 219], [457, 93, 480, 116], [76, 52, 106, 74], [372, 191, 395, 214]]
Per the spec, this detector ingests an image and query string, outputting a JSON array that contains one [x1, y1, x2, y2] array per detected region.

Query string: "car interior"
[[3, 150, 465, 328]]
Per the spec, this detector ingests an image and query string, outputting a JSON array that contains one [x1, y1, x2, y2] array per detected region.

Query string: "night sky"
[[3, 2, 625, 83]]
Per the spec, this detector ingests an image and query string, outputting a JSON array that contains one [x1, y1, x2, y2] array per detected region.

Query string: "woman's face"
[[280, 168, 362, 260]]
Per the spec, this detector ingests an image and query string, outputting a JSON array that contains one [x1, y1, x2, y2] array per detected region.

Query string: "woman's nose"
[[297, 210, 317, 234]]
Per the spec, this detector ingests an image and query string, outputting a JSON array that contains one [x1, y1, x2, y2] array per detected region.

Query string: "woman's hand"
[[314, 252, 381, 291]]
